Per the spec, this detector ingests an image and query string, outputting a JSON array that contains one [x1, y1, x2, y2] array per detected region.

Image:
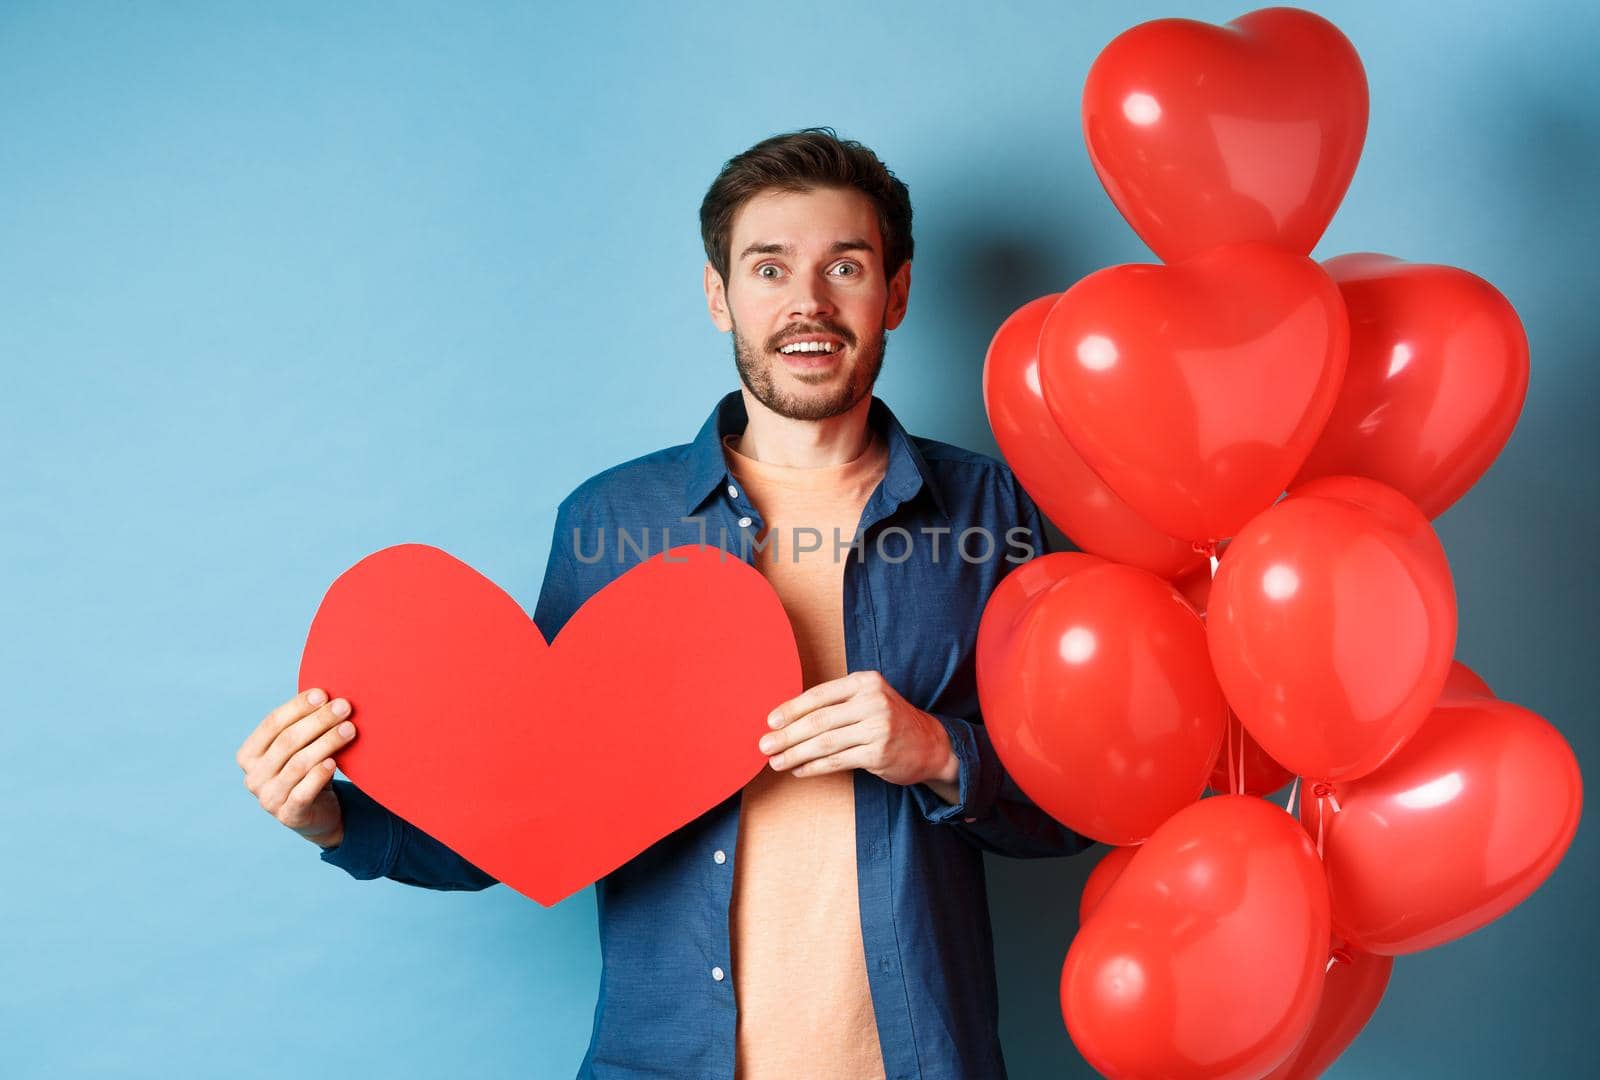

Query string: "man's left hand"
[[759, 671, 960, 801]]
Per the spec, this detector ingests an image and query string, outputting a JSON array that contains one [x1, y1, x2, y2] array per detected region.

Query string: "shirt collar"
[[681, 390, 950, 520]]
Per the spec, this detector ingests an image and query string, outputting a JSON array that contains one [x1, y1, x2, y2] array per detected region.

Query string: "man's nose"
[[788, 274, 836, 319]]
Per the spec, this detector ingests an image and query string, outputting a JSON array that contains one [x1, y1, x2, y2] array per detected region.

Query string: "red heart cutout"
[[1300, 696, 1582, 955], [1083, 7, 1368, 263], [299, 543, 801, 906], [1038, 242, 1348, 544], [1290, 253, 1530, 518]]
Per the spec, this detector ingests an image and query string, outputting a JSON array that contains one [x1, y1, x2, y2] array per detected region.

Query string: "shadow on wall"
[[907, 128, 1143, 463], [985, 849, 1100, 1077]]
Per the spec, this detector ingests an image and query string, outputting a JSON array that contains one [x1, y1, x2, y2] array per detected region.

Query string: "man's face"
[[705, 186, 910, 421]]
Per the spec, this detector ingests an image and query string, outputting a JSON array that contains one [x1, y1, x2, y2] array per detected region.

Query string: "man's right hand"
[[237, 688, 359, 850]]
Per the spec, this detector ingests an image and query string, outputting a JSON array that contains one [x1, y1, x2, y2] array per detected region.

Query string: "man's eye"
[[832, 262, 858, 276], [757, 264, 783, 279]]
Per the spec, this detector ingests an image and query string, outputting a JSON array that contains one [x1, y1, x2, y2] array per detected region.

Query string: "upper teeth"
[[781, 341, 837, 354]]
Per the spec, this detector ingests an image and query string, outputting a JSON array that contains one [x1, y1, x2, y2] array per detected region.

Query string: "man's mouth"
[[775, 335, 845, 356]]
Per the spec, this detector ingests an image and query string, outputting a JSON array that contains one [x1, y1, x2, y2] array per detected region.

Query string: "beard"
[[731, 313, 888, 422]]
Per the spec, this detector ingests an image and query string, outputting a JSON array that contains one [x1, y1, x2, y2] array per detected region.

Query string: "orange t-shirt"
[[721, 429, 890, 1080]]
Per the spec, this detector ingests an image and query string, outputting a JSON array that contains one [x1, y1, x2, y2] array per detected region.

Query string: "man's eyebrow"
[[737, 238, 877, 262]]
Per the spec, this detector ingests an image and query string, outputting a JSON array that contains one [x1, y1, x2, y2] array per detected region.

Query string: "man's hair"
[[699, 127, 914, 285]]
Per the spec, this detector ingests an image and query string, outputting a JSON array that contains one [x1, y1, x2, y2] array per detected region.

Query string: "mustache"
[[766, 321, 856, 350]]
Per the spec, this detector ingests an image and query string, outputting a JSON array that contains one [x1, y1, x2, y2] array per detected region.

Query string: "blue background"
[[3, 1, 1594, 1076]]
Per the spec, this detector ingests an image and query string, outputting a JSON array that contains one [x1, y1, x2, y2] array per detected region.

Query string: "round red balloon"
[[1062, 795, 1331, 1079], [978, 552, 1227, 845], [1083, 7, 1368, 262], [1209, 476, 1457, 781], [1299, 696, 1582, 955], [1038, 243, 1348, 545], [984, 293, 1204, 578], [978, 548, 1098, 638], [1262, 943, 1392, 1080], [1291, 254, 1530, 518]]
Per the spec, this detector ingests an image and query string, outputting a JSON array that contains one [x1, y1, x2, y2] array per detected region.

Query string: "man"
[[237, 128, 1093, 1079]]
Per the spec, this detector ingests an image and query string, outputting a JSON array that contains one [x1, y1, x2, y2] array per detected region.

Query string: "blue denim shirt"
[[320, 391, 1094, 1079]]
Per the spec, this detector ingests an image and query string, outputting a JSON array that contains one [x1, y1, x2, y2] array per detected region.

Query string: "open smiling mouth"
[[777, 340, 841, 355]]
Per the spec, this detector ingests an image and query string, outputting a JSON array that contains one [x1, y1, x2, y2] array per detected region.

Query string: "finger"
[[260, 716, 357, 813], [238, 689, 328, 766], [760, 698, 873, 757], [791, 743, 878, 779], [767, 670, 880, 730], [769, 719, 875, 773], [262, 696, 352, 777], [279, 756, 339, 825]]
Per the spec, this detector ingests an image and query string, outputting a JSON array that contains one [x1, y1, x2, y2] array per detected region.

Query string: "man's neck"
[[734, 386, 874, 467]]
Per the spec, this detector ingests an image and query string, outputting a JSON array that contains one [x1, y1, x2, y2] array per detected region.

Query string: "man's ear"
[[884, 260, 911, 331], [704, 262, 733, 332]]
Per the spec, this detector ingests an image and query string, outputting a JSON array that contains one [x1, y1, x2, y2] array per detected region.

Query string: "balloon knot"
[[1312, 782, 1343, 813], [1330, 947, 1353, 967], [1191, 540, 1218, 559]]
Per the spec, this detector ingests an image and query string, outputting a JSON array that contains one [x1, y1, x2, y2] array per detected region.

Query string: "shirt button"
[[738, 516, 753, 528], [711, 966, 725, 982], [713, 849, 727, 864], [727, 484, 739, 499]]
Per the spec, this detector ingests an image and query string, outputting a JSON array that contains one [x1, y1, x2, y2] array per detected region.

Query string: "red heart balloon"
[[1078, 843, 1139, 924], [1062, 795, 1331, 1080], [1299, 696, 1583, 955], [1170, 539, 1232, 616], [1208, 475, 1457, 782], [299, 543, 801, 906], [1083, 7, 1368, 263], [977, 552, 1227, 845], [1441, 658, 1495, 702], [1262, 943, 1392, 1080], [1173, 560, 1213, 616], [1291, 254, 1530, 518], [1209, 712, 1296, 798], [1039, 243, 1348, 544], [983, 292, 1204, 579]]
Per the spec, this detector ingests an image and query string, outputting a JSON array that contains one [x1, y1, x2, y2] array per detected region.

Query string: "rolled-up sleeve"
[[318, 778, 499, 890], [910, 712, 1094, 858], [317, 778, 397, 879]]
